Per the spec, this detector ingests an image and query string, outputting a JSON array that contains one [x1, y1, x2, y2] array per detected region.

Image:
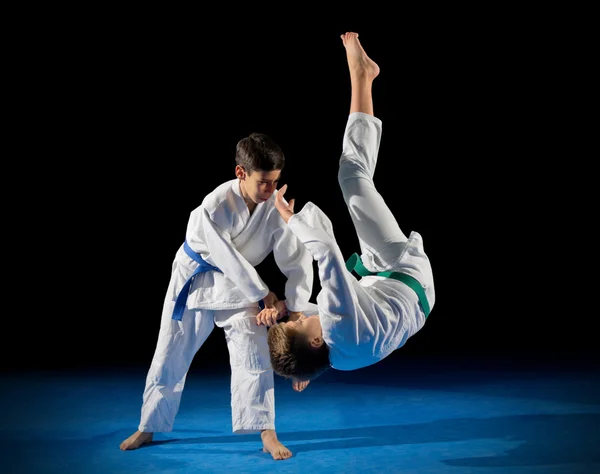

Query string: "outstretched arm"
[[273, 185, 310, 324], [271, 186, 314, 313]]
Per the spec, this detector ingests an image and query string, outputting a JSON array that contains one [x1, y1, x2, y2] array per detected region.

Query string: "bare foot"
[[261, 429, 292, 460], [340, 32, 380, 81], [119, 430, 153, 450]]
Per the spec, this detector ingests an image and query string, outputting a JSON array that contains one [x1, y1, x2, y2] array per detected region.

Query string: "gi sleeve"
[[287, 201, 358, 319], [270, 212, 314, 312]]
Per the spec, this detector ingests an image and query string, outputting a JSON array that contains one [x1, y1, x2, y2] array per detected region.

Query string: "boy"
[[120, 132, 314, 460], [265, 32, 435, 382]]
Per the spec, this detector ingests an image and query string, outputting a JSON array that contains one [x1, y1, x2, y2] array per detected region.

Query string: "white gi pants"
[[338, 112, 409, 271], [138, 291, 274, 434]]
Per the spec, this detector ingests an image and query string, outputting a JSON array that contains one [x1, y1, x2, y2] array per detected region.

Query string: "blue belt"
[[172, 240, 223, 321], [345, 252, 431, 318]]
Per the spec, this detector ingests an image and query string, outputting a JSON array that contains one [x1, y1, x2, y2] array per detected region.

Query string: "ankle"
[[261, 429, 276, 440]]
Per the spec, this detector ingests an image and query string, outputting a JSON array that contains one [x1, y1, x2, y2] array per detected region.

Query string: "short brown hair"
[[235, 132, 285, 174], [267, 323, 331, 381]]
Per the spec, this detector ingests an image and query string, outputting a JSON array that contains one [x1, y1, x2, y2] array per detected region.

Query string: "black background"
[[7, 9, 595, 373]]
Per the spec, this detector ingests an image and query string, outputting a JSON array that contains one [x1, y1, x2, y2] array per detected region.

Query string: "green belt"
[[345, 252, 431, 318]]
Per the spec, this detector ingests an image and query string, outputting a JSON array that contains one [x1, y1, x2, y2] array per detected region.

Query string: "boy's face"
[[284, 314, 322, 340], [236, 166, 281, 204]]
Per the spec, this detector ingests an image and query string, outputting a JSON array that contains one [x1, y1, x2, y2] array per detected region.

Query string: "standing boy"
[[120, 132, 314, 460]]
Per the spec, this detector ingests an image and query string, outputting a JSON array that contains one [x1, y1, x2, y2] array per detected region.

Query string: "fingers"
[[256, 308, 279, 327], [256, 309, 266, 326], [275, 189, 287, 210], [275, 184, 295, 224], [292, 379, 310, 392], [278, 184, 294, 206]]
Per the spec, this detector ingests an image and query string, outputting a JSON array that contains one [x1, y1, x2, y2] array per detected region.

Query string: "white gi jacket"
[[168, 178, 313, 313], [288, 201, 435, 371]]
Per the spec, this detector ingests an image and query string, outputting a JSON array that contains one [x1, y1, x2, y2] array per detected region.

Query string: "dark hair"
[[235, 132, 285, 174], [268, 323, 331, 381]]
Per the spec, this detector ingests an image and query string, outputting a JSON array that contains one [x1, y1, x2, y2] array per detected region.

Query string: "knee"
[[338, 156, 369, 183], [228, 320, 271, 373]]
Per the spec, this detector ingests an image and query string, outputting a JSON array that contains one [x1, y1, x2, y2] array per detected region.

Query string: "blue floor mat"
[[1, 353, 599, 474]]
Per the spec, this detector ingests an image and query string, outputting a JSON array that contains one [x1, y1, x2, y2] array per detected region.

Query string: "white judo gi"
[[288, 112, 435, 371], [139, 179, 314, 434]]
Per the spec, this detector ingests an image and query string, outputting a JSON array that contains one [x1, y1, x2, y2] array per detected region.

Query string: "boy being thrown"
[[265, 32, 435, 381]]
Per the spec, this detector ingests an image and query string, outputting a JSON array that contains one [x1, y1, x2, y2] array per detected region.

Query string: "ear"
[[235, 165, 246, 180], [310, 336, 323, 348]]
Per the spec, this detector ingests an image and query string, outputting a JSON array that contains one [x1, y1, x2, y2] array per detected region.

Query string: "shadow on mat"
[[150, 413, 600, 467]]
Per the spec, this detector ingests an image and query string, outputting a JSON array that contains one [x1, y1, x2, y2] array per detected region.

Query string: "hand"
[[275, 184, 295, 224], [256, 293, 287, 326], [262, 291, 278, 310], [292, 379, 310, 392], [256, 307, 280, 327]]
